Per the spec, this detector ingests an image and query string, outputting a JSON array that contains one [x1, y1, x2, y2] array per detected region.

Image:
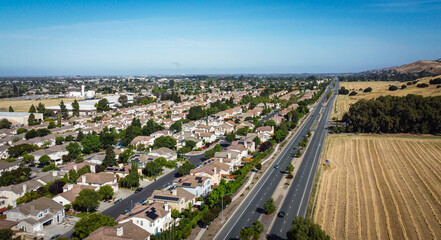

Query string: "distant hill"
[[382, 59, 441, 74]]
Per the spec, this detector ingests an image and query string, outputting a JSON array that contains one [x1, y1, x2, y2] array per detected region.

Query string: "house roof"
[[55, 184, 96, 203], [149, 187, 195, 204], [0, 160, 19, 170], [77, 172, 116, 185], [117, 202, 169, 223], [174, 175, 209, 188], [85, 221, 151, 240], [0, 219, 18, 229], [13, 197, 63, 216]]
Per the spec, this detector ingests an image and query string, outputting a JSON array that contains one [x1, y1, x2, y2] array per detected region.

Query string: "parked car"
[[50, 234, 61, 240], [134, 187, 143, 193]]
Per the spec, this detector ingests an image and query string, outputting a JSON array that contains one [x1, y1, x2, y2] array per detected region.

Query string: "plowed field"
[[314, 134, 441, 240]]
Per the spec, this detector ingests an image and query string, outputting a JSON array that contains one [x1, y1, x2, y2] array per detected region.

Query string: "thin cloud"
[[371, 0, 441, 8]]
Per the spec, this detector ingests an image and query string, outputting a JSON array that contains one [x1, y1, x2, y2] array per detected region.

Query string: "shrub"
[[401, 84, 407, 89], [417, 83, 429, 88], [264, 198, 276, 214], [349, 91, 357, 96], [363, 87, 372, 93], [389, 85, 398, 91]]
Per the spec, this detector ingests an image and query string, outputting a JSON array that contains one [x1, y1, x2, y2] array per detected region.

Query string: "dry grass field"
[[332, 75, 441, 120], [314, 134, 441, 240], [0, 98, 80, 112]]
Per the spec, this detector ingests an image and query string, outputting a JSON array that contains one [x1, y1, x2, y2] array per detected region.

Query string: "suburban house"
[[83, 151, 106, 165], [31, 144, 68, 165], [195, 132, 216, 144], [214, 151, 242, 168], [52, 184, 96, 206], [0, 161, 20, 176], [128, 154, 158, 168], [0, 172, 60, 208], [147, 187, 195, 212], [190, 160, 231, 186], [118, 202, 172, 235], [256, 126, 274, 142], [0, 145, 9, 159], [76, 172, 118, 192], [149, 147, 177, 161], [85, 221, 151, 240], [226, 144, 249, 158], [59, 162, 97, 173], [173, 175, 211, 198], [232, 139, 256, 152], [151, 130, 173, 138], [131, 136, 154, 148], [6, 197, 64, 234]]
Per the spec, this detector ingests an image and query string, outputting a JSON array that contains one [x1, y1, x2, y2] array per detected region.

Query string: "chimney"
[[172, 188, 177, 196], [52, 171, 57, 177], [67, 184, 73, 191], [82, 175, 86, 184], [23, 184, 27, 193], [214, 167, 217, 176], [227, 152, 231, 159], [117, 226, 123, 237], [219, 158, 223, 163], [118, 163, 123, 168], [164, 202, 169, 211], [73, 164, 78, 171]]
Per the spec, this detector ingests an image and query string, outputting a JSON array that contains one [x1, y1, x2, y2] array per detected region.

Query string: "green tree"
[[72, 99, 80, 117], [59, 100, 68, 119], [287, 216, 330, 240], [55, 136, 64, 145], [253, 136, 261, 147], [73, 189, 101, 212], [118, 95, 128, 107], [8, 106, 14, 112], [48, 121, 56, 129], [226, 133, 236, 142], [0, 118, 11, 129], [66, 142, 82, 159], [0, 228, 14, 240], [187, 106, 204, 120], [102, 146, 117, 167], [22, 154, 35, 165], [204, 149, 216, 159], [77, 130, 85, 141], [96, 98, 110, 113], [264, 197, 276, 215], [98, 185, 114, 200], [37, 102, 45, 113], [38, 155, 51, 166], [27, 113, 36, 126], [237, 127, 249, 136], [177, 160, 196, 177], [119, 163, 140, 189], [153, 136, 177, 149], [81, 135, 102, 154], [214, 144, 222, 152], [28, 104, 36, 113], [118, 148, 134, 163], [252, 220, 264, 235], [286, 163, 294, 173], [185, 140, 196, 149], [170, 121, 182, 132], [73, 212, 116, 239]]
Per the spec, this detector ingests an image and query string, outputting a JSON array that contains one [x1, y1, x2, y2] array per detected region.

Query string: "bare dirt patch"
[[313, 134, 441, 240]]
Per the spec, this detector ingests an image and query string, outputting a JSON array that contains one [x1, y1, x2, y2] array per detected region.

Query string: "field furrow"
[[314, 134, 441, 240]]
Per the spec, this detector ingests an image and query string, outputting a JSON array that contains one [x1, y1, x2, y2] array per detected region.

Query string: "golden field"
[[0, 98, 80, 112], [314, 134, 441, 240], [332, 75, 441, 120]]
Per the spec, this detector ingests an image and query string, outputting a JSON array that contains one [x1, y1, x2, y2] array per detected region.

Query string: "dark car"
[[278, 211, 286, 218], [50, 234, 61, 240], [134, 187, 143, 193]]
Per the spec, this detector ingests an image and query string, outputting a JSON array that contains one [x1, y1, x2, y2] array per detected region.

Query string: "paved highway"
[[214, 79, 338, 240], [268, 80, 338, 239]]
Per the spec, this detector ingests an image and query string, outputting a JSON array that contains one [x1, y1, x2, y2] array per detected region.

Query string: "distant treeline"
[[340, 70, 434, 82], [343, 95, 441, 134]]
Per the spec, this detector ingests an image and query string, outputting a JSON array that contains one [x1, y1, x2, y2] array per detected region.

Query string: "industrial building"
[[0, 112, 44, 126]]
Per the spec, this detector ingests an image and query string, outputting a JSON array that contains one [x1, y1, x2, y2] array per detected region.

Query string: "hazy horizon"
[[1, 0, 440, 76]]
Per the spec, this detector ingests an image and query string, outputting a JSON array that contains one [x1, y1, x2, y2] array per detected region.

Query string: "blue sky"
[[0, 0, 440, 76]]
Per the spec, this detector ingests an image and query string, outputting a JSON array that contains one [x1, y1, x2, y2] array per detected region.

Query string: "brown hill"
[[386, 59, 441, 74]]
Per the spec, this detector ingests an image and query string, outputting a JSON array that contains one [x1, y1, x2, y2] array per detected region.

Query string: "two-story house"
[[118, 202, 171, 235], [147, 187, 195, 212], [76, 172, 118, 192], [6, 197, 64, 233], [173, 175, 211, 198]]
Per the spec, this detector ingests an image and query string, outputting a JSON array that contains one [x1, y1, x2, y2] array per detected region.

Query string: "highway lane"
[[268, 80, 338, 239], [214, 81, 337, 240]]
